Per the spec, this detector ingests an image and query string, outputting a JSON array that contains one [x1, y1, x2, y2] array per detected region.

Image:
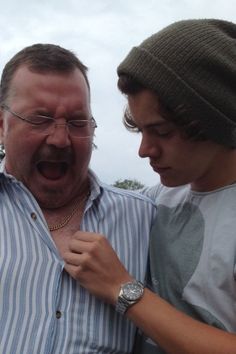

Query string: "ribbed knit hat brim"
[[117, 19, 236, 147]]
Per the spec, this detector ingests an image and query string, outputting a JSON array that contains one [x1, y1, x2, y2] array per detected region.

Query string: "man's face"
[[128, 90, 227, 191], [0, 65, 94, 208]]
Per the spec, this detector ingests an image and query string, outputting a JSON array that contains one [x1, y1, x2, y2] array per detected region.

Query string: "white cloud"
[[0, 0, 235, 185]]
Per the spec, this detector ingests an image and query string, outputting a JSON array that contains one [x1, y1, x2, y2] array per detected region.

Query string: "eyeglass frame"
[[1, 103, 97, 138]]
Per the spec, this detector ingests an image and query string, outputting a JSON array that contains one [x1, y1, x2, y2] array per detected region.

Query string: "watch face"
[[123, 282, 143, 301]]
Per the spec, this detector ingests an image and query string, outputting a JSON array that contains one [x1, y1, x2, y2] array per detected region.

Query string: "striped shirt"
[[0, 164, 156, 354]]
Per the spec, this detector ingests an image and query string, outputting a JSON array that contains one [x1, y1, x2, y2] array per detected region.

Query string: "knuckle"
[[72, 266, 82, 279], [82, 252, 92, 265]]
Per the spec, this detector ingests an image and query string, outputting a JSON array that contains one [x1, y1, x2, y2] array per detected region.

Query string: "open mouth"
[[37, 161, 69, 180]]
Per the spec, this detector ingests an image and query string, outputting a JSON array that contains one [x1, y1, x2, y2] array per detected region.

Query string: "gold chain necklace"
[[48, 192, 89, 232]]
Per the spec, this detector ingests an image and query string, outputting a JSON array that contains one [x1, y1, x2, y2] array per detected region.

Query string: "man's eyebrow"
[[145, 121, 170, 128]]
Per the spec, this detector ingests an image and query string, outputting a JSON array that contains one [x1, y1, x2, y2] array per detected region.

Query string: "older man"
[[0, 43, 156, 354]]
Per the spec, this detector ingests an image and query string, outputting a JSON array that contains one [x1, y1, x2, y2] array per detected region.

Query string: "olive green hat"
[[117, 19, 236, 147]]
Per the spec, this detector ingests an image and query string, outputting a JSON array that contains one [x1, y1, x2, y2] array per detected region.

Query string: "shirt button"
[[56, 310, 62, 319], [31, 212, 37, 220]]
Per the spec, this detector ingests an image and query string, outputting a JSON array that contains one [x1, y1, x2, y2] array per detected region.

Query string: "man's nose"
[[46, 123, 71, 148], [138, 134, 161, 159]]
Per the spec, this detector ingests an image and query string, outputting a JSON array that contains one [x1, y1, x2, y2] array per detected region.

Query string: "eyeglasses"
[[1, 104, 97, 138]]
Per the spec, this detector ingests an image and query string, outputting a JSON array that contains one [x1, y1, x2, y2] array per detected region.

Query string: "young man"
[[65, 19, 236, 353], [0, 44, 156, 354]]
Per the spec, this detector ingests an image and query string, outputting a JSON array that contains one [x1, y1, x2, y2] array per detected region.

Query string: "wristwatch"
[[115, 280, 144, 315]]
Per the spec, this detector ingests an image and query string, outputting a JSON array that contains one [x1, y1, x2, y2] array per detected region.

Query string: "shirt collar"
[[87, 169, 103, 201], [0, 158, 18, 183]]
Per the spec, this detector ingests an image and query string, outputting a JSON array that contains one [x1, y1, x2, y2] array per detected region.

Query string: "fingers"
[[68, 231, 109, 255], [63, 232, 109, 270], [68, 231, 104, 249], [63, 251, 93, 281], [72, 231, 104, 242], [62, 230, 133, 304], [64, 251, 82, 266]]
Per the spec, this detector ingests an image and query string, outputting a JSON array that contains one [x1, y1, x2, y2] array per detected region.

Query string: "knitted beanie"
[[117, 19, 236, 147]]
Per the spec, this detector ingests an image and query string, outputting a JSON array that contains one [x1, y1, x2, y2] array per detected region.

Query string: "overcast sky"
[[0, 0, 235, 186]]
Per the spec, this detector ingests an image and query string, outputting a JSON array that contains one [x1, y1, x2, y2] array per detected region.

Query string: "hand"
[[63, 231, 133, 304]]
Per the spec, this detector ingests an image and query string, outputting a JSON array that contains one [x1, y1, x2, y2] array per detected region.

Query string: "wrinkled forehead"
[[6, 65, 90, 103], [5, 66, 91, 114]]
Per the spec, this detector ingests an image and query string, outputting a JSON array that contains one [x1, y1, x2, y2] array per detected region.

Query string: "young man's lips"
[[150, 164, 170, 173]]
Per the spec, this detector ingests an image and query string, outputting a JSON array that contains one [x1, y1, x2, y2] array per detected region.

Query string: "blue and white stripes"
[[0, 169, 156, 354]]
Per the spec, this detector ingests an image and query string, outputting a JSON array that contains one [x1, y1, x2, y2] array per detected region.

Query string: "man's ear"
[[0, 109, 4, 145], [0, 109, 5, 160]]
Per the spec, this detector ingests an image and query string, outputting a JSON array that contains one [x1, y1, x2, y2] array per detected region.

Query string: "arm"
[[127, 289, 236, 354], [63, 231, 236, 354]]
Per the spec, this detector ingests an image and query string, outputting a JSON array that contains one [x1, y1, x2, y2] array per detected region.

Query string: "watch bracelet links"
[[115, 296, 136, 315]]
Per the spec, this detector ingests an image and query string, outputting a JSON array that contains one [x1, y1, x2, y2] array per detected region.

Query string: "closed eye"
[[146, 122, 176, 137], [135, 123, 176, 136], [153, 128, 175, 137], [68, 120, 89, 128], [26, 115, 54, 125]]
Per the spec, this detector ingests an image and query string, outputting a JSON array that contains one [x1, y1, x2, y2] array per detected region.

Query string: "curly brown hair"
[[118, 74, 208, 142]]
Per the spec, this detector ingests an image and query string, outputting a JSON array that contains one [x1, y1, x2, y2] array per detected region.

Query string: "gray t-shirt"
[[136, 183, 236, 353]]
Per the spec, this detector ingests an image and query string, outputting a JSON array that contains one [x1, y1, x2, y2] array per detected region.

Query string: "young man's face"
[[0, 65, 94, 208], [128, 89, 229, 191]]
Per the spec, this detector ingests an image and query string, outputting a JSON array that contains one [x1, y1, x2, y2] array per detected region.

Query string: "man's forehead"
[[11, 65, 84, 82], [4, 74, 91, 121], [8, 65, 89, 99]]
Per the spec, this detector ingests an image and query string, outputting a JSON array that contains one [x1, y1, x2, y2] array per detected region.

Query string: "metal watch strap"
[[116, 296, 136, 315], [115, 280, 144, 315]]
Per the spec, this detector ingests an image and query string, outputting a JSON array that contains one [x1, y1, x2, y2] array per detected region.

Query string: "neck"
[[42, 182, 90, 231], [42, 179, 90, 211], [191, 149, 236, 192]]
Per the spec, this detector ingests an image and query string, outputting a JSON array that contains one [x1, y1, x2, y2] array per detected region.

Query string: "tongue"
[[38, 162, 67, 180]]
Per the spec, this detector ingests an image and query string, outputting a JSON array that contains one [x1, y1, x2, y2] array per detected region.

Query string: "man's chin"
[[34, 191, 69, 209], [161, 177, 189, 188], [28, 179, 71, 208]]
